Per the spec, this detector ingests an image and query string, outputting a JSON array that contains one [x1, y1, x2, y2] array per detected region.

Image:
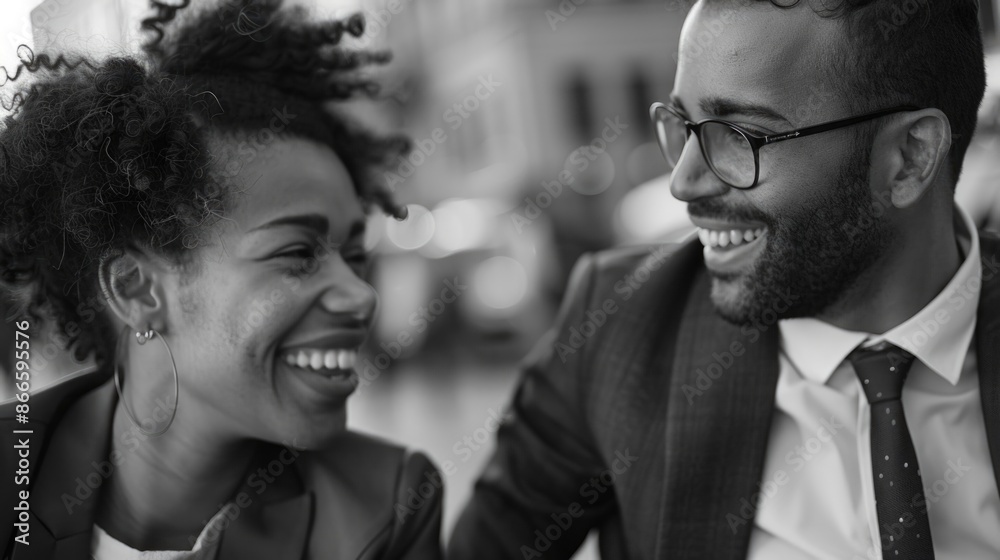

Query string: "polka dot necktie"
[[849, 343, 935, 559]]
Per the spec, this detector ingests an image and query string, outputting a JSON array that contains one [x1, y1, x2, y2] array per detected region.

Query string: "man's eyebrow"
[[700, 96, 792, 127], [247, 213, 329, 235]]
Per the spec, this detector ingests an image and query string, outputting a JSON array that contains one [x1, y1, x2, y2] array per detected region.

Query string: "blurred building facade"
[[349, 0, 684, 356]]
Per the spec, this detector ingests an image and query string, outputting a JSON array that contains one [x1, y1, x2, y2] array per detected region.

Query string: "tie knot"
[[848, 343, 915, 404]]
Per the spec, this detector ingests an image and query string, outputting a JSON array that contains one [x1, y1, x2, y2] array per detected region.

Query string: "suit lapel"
[[656, 267, 781, 560], [589, 240, 702, 560], [976, 235, 1000, 494], [215, 494, 313, 560], [217, 444, 314, 560]]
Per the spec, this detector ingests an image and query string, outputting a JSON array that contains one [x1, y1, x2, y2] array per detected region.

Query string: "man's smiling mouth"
[[687, 214, 771, 273], [697, 226, 767, 250]]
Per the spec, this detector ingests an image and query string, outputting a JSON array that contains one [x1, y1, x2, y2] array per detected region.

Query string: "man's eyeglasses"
[[648, 102, 921, 189]]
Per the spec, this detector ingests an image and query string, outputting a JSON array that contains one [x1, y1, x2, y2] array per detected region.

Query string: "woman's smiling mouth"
[[278, 332, 366, 399], [283, 348, 358, 374]]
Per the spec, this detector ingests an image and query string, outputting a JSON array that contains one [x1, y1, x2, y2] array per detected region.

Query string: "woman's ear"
[[97, 247, 169, 332]]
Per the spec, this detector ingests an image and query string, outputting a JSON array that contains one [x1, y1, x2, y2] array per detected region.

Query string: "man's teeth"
[[285, 349, 357, 371], [698, 227, 766, 249]]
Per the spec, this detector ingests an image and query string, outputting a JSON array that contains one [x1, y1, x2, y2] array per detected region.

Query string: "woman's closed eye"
[[269, 243, 369, 278], [342, 247, 369, 273], [272, 245, 315, 260], [267, 244, 319, 277]]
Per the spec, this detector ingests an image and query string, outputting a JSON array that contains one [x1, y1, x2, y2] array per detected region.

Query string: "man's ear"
[[97, 247, 169, 333], [872, 109, 952, 209]]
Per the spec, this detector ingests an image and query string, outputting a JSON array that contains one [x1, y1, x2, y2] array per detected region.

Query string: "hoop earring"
[[114, 325, 179, 437]]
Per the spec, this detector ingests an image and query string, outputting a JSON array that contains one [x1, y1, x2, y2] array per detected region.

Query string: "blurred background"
[[2, 0, 1000, 556]]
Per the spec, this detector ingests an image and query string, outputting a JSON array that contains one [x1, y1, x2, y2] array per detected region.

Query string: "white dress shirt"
[[747, 207, 1000, 560], [90, 503, 231, 560]]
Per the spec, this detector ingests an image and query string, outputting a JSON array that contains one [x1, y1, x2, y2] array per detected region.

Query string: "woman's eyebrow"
[[247, 213, 329, 235]]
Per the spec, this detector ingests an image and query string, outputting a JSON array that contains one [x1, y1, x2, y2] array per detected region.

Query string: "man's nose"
[[669, 135, 730, 202]]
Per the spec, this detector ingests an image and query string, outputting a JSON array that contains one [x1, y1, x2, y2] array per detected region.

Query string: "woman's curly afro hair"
[[0, 0, 410, 365]]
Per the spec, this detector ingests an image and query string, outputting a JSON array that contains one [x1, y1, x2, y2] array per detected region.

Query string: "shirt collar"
[[779, 318, 868, 385], [779, 205, 981, 386]]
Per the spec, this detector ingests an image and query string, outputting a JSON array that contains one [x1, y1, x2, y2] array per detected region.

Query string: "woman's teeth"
[[698, 227, 766, 249], [285, 349, 357, 372]]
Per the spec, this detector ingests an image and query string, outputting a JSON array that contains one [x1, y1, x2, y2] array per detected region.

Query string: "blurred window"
[[629, 67, 652, 141], [567, 70, 593, 141]]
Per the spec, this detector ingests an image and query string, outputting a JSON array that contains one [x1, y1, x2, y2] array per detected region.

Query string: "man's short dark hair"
[[710, 0, 986, 185]]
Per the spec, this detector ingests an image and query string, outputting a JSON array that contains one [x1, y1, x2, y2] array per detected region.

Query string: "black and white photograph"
[[2, 0, 1000, 558]]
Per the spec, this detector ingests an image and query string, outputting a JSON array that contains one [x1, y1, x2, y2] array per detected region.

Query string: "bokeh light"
[[471, 256, 527, 310], [385, 204, 435, 251]]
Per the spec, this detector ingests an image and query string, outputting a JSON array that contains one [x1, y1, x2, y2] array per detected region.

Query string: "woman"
[[0, 1, 442, 558]]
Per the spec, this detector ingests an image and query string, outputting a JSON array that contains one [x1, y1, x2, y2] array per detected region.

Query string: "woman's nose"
[[320, 270, 378, 324]]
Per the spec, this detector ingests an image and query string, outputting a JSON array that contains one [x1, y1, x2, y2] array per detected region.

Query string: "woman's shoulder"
[[0, 366, 108, 424], [300, 432, 444, 560]]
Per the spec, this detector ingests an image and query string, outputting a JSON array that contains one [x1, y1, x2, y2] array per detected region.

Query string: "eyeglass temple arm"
[[762, 106, 922, 145]]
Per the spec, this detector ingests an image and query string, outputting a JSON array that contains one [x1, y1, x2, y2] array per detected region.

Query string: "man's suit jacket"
[[0, 368, 444, 559], [448, 234, 1000, 560]]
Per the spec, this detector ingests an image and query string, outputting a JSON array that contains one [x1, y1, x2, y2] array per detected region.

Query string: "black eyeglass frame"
[[648, 102, 923, 189]]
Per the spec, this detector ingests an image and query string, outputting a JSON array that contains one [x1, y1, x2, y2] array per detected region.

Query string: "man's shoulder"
[[588, 243, 676, 276], [579, 238, 704, 300]]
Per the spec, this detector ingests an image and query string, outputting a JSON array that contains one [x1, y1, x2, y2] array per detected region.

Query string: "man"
[[449, 1, 998, 558]]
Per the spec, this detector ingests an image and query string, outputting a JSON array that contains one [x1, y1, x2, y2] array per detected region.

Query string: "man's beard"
[[696, 142, 896, 326]]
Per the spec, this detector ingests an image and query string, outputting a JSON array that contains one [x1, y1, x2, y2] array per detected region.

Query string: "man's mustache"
[[687, 198, 773, 227]]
